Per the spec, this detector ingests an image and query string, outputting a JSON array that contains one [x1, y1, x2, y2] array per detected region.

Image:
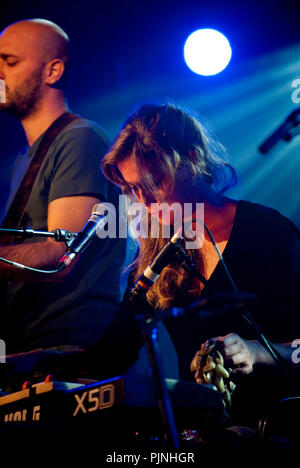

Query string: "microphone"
[[259, 108, 300, 154], [58, 203, 109, 270], [129, 227, 183, 300]]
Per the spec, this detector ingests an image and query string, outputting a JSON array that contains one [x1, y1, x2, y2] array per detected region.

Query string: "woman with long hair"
[[101, 103, 300, 426], [103, 103, 238, 309]]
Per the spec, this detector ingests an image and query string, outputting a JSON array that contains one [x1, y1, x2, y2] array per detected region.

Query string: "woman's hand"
[[210, 333, 264, 374]]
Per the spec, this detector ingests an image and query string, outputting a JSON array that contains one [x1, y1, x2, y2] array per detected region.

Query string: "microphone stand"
[[128, 242, 212, 448], [259, 108, 300, 154], [0, 227, 76, 244], [132, 298, 180, 448]]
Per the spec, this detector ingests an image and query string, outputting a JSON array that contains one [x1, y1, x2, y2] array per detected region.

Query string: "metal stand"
[[259, 107, 300, 154], [134, 308, 180, 448], [0, 227, 76, 244], [129, 244, 215, 447]]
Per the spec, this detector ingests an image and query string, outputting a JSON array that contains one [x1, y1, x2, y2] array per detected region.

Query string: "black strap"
[[1, 112, 81, 244]]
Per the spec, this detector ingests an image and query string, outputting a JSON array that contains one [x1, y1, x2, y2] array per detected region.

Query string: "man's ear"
[[44, 59, 65, 86]]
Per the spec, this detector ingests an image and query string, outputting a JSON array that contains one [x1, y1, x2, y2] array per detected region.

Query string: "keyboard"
[[0, 373, 226, 442]]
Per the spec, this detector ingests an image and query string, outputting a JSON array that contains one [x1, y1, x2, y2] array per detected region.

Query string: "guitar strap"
[[1, 112, 81, 245]]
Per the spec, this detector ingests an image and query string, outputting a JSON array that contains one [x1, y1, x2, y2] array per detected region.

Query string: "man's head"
[[0, 19, 70, 119]]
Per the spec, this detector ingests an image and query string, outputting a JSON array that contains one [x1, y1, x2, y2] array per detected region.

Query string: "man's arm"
[[0, 195, 101, 281]]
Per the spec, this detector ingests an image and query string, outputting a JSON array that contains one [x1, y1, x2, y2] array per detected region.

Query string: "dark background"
[[1, 0, 300, 224]]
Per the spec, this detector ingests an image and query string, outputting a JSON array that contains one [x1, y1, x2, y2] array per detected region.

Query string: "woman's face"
[[117, 155, 165, 205], [117, 155, 197, 225]]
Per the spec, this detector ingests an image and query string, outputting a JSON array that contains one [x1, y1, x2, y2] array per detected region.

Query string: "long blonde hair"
[[102, 103, 236, 309]]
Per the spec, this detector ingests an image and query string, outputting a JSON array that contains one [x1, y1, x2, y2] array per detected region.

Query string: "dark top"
[[1, 118, 127, 354], [93, 199, 300, 423], [164, 199, 300, 380]]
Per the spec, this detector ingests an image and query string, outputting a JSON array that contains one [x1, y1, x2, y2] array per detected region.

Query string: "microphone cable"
[[0, 255, 64, 274]]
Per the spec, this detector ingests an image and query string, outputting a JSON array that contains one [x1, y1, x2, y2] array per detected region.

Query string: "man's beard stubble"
[[0, 67, 44, 120]]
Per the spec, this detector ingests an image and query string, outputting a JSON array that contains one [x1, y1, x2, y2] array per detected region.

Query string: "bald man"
[[0, 19, 126, 375], [0, 19, 70, 143]]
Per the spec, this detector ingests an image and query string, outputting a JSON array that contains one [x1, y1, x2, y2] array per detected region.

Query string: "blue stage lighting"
[[183, 28, 232, 76]]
